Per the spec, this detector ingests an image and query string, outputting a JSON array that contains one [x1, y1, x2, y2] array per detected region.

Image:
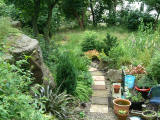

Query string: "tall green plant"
[[56, 50, 78, 95], [0, 58, 47, 120]]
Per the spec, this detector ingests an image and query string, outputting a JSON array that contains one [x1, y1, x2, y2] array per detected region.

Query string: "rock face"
[[6, 34, 55, 87], [106, 69, 122, 83]]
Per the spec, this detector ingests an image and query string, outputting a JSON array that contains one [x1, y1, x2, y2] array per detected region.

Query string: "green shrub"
[[56, 50, 78, 95], [34, 85, 78, 120], [103, 33, 118, 55], [147, 51, 160, 84], [127, 10, 154, 30], [75, 82, 92, 102], [0, 58, 47, 120], [0, 0, 20, 20], [81, 31, 98, 52]]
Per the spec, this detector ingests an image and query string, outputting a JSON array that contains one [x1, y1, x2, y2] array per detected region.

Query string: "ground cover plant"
[[0, 58, 47, 120]]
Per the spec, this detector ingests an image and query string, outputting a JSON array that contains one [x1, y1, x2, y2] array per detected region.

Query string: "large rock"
[[106, 69, 122, 83], [4, 34, 55, 88]]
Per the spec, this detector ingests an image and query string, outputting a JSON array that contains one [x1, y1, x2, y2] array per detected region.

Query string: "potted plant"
[[142, 110, 157, 120], [117, 110, 128, 120], [113, 98, 131, 116], [135, 75, 157, 99], [113, 85, 121, 93], [130, 93, 144, 110]]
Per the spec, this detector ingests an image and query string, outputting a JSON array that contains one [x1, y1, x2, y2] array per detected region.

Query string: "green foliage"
[[118, 110, 127, 114], [56, 50, 78, 95], [103, 33, 118, 55], [81, 31, 98, 52], [75, 82, 92, 102], [108, 23, 160, 68], [0, 58, 46, 120], [0, 0, 20, 19], [137, 75, 157, 88], [127, 10, 154, 30], [0, 17, 20, 52], [61, 0, 88, 19], [34, 85, 77, 120], [131, 93, 144, 102], [147, 51, 160, 84]]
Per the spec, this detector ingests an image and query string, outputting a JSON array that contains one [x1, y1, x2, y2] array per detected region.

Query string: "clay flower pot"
[[113, 98, 131, 116], [113, 85, 120, 93]]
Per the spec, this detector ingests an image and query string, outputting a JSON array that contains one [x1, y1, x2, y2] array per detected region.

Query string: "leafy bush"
[[75, 82, 92, 102], [147, 51, 160, 84], [34, 85, 78, 120], [56, 50, 78, 95], [103, 33, 118, 55], [0, 0, 20, 20], [81, 31, 98, 52], [0, 58, 47, 120], [123, 10, 154, 30]]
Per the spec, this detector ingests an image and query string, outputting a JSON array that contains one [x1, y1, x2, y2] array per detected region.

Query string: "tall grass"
[[109, 24, 160, 68]]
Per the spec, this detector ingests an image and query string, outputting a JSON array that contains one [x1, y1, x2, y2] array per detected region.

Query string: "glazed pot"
[[135, 86, 150, 99], [113, 98, 131, 115], [113, 85, 120, 93]]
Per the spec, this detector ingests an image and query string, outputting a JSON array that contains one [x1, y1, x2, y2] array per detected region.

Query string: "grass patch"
[[53, 26, 132, 51]]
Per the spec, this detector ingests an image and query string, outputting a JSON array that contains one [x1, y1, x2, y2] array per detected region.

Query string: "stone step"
[[90, 104, 108, 113], [91, 96, 108, 105], [91, 71, 104, 76], [93, 90, 108, 97], [93, 85, 106, 90], [92, 76, 105, 81], [93, 81, 106, 90], [89, 67, 98, 72]]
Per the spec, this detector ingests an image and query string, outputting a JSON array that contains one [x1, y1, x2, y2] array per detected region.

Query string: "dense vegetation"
[[1, 0, 160, 119]]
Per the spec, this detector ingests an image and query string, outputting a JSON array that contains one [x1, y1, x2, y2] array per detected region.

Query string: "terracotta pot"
[[117, 113, 128, 120], [113, 85, 120, 93], [113, 98, 131, 115]]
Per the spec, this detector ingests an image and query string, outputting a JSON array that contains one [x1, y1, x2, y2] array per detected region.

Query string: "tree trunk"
[[90, 0, 96, 27], [44, 0, 59, 49], [154, 12, 160, 30], [44, 5, 53, 48], [32, 0, 40, 37]]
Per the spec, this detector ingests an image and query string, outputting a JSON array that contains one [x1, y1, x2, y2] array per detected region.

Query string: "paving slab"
[[91, 71, 104, 76], [89, 67, 98, 72], [93, 90, 108, 97], [92, 76, 105, 81], [90, 104, 108, 113], [92, 97, 108, 105], [93, 85, 106, 90], [94, 81, 105, 85]]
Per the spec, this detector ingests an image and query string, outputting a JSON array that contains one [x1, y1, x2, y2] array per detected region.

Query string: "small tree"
[[61, 0, 88, 29], [142, 0, 160, 28]]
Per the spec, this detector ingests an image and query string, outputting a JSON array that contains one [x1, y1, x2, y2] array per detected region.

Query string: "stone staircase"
[[89, 67, 109, 114], [87, 66, 116, 120]]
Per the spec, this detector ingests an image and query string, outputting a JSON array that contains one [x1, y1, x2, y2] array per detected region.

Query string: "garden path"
[[86, 64, 117, 120]]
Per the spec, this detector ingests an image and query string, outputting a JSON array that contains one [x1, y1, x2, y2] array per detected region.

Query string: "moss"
[[0, 17, 21, 53]]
